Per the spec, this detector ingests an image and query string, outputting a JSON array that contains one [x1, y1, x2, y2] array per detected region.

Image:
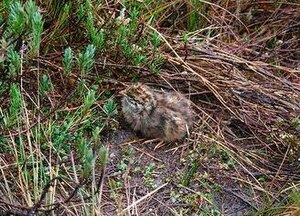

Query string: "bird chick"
[[121, 83, 193, 142]]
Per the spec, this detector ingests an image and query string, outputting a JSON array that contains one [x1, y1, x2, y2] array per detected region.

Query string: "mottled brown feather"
[[121, 83, 193, 142]]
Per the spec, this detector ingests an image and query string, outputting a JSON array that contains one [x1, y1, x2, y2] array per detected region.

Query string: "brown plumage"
[[121, 83, 193, 142]]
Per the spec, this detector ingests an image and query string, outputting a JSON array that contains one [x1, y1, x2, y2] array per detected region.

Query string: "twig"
[[121, 183, 168, 213]]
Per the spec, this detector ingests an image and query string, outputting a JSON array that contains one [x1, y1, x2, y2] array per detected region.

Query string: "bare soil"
[[100, 126, 259, 215]]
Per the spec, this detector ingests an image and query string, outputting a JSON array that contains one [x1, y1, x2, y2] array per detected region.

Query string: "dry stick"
[[202, 133, 274, 198], [120, 138, 145, 146], [146, 24, 244, 123], [121, 183, 168, 214], [0, 198, 31, 213], [267, 143, 291, 192], [130, 145, 162, 162], [207, 45, 300, 91], [42, 178, 89, 212], [96, 160, 107, 210], [26, 176, 90, 214], [27, 176, 63, 214]]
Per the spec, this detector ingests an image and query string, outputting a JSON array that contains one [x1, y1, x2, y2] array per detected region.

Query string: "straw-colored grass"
[[0, 1, 299, 215]]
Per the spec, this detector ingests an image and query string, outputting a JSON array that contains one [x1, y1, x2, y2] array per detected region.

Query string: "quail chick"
[[121, 83, 193, 142]]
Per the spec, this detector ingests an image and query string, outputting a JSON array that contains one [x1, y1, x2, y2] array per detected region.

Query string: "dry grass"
[[0, 1, 299, 215]]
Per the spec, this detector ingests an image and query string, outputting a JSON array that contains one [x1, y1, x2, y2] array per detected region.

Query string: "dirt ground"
[[100, 123, 259, 215]]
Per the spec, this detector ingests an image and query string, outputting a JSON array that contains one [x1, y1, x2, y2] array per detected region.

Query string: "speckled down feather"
[[121, 83, 193, 142]]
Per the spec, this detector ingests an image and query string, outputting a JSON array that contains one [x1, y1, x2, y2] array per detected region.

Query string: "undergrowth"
[[0, 0, 299, 215]]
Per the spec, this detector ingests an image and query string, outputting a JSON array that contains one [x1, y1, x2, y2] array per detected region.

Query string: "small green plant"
[[182, 31, 190, 44], [57, 3, 70, 27], [149, 54, 164, 73], [51, 122, 72, 154], [132, 52, 147, 66], [90, 29, 106, 51], [7, 2, 26, 35], [77, 3, 85, 21], [170, 190, 181, 203], [116, 158, 129, 172], [77, 44, 96, 76], [103, 99, 118, 118], [143, 163, 164, 189], [78, 137, 94, 178], [26, 0, 43, 57], [98, 145, 108, 167], [187, 0, 208, 31], [288, 188, 300, 207], [63, 47, 73, 75], [40, 74, 53, 96], [92, 126, 101, 143], [8, 84, 22, 126], [7, 49, 21, 76], [83, 89, 96, 111], [86, 11, 94, 33], [181, 158, 201, 187], [5, 0, 43, 58], [291, 117, 300, 129], [151, 31, 160, 49], [116, 147, 137, 174]]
